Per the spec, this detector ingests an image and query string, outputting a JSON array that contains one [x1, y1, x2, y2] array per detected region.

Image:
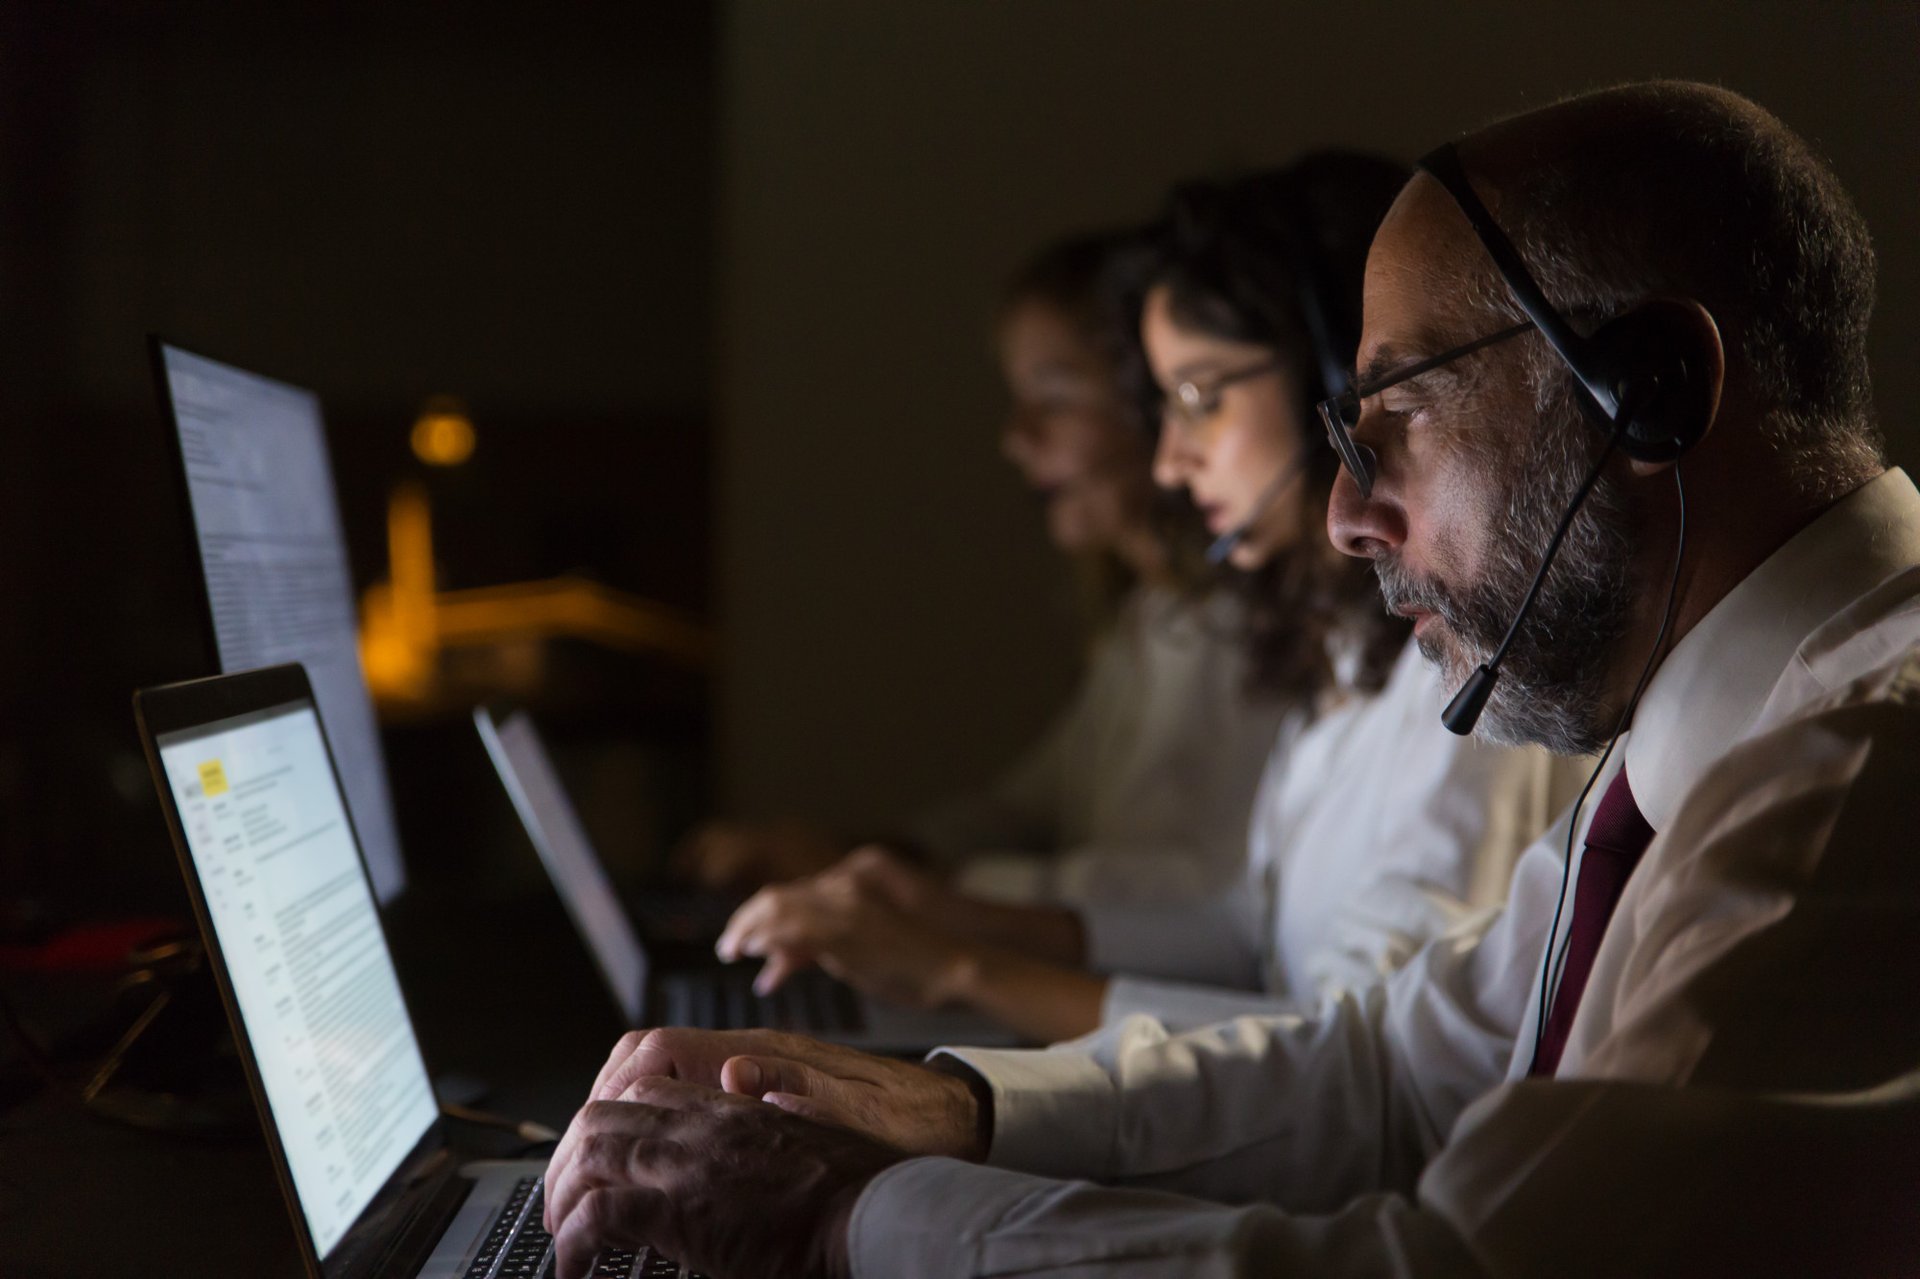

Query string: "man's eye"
[[1376, 387, 1428, 417]]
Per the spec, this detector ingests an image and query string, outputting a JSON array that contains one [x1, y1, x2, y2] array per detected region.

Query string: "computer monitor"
[[137, 668, 439, 1263], [152, 339, 407, 902]]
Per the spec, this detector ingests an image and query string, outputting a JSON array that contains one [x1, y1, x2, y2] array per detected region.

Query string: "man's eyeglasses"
[[1315, 319, 1535, 499], [1162, 358, 1283, 432], [1321, 139, 1647, 501]]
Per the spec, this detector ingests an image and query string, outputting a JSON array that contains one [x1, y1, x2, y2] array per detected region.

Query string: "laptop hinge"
[[331, 1148, 469, 1279]]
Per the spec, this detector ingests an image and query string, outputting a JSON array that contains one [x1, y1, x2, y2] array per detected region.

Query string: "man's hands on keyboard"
[[558, 1027, 987, 1161], [461, 1177, 704, 1279], [544, 1076, 905, 1279]]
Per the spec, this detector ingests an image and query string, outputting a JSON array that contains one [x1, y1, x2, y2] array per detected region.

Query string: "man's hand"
[[546, 1027, 986, 1225], [544, 1077, 903, 1279], [716, 858, 976, 1007], [670, 818, 845, 894]]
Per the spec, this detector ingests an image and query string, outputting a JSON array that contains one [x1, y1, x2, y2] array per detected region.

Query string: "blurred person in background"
[[714, 155, 1577, 1043], [679, 230, 1293, 909]]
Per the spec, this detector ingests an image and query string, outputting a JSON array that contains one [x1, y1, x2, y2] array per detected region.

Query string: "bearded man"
[[539, 81, 1920, 1277]]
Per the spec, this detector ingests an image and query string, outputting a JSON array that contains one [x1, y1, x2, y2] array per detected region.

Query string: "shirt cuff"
[[928, 1045, 1118, 1178]]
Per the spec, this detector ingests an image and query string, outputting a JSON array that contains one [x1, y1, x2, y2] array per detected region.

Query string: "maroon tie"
[[1529, 768, 1655, 1076]]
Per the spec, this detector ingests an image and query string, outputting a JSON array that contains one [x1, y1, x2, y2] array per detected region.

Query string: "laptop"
[[151, 338, 408, 904], [474, 706, 1023, 1055], [134, 664, 703, 1279]]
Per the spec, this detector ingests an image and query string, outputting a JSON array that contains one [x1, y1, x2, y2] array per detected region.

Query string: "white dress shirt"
[[848, 468, 1920, 1276], [907, 583, 1293, 906], [1083, 639, 1580, 1022]]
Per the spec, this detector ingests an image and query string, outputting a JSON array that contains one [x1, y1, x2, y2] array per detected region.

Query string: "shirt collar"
[[1626, 468, 1920, 831]]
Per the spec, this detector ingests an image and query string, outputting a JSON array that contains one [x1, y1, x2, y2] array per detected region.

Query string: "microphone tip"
[[1442, 664, 1499, 736]]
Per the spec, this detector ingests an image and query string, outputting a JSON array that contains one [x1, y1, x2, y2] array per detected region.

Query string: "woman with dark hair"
[[679, 229, 1292, 908], [713, 154, 1575, 1043]]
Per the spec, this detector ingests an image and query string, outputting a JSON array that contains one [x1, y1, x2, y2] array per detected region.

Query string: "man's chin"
[[1412, 627, 1480, 689]]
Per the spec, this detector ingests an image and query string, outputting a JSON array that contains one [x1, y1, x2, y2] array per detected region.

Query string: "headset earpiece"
[[1584, 301, 1719, 464]]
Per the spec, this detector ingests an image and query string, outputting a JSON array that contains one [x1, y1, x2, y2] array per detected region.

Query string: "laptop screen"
[[476, 708, 648, 1025], [157, 342, 407, 903], [154, 698, 437, 1259]]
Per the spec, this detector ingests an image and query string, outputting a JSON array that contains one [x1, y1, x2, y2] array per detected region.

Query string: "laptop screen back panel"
[[475, 708, 649, 1025]]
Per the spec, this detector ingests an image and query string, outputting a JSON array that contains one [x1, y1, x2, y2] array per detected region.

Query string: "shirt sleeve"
[[850, 1158, 1492, 1279], [928, 807, 1572, 1211], [851, 1076, 1920, 1279]]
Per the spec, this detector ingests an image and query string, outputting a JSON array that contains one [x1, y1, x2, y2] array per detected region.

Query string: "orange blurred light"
[[410, 396, 476, 466]]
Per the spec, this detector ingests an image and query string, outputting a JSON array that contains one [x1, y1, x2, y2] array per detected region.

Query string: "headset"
[[1415, 142, 1715, 735], [1203, 165, 1371, 566], [1417, 142, 1714, 1063]]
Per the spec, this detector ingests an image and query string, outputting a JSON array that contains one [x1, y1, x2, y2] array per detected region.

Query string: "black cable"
[[1485, 435, 1621, 678], [1532, 462, 1688, 1064], [440, 1101, 560, 1144]]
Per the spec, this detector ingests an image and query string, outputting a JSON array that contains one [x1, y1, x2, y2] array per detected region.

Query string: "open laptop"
[[475, 706, 1022, 1054], [151, 338, 408, 904], [134, 664, 702, 1279]]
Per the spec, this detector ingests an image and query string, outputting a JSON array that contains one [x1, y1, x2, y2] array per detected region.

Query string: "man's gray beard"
[[1375, 404, 1641, 756]]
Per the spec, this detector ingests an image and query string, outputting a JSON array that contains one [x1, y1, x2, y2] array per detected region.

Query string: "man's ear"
[[1590, 296, 1724, 476]]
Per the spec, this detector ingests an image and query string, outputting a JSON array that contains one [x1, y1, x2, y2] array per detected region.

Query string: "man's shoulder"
[[1686, 640, 1920, 857], [1761, 564, 1920, 730]]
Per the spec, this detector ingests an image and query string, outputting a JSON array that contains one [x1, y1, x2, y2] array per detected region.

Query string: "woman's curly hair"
[[1131, 152, 1415, 700]]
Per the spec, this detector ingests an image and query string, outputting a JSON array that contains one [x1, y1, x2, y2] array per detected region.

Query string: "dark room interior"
[[4, 3, 1918, 1276]]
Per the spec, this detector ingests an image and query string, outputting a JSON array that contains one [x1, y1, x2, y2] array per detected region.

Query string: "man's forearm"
[[947, 898, 1087, 965], [943, 945, 1108, 1043]]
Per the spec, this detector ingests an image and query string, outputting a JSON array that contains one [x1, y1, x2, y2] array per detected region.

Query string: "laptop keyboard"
[[661, 964, 865, 1033], [463, 1176, 709, 1279]]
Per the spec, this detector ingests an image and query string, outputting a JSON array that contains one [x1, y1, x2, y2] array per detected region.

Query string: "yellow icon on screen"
[[198, 759, 230, 797]]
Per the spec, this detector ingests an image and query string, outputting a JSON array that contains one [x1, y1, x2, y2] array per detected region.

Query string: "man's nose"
[[1327, 464, 1406, 559]]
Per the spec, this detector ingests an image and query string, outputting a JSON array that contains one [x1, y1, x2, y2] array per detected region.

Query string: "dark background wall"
[[715, 0, 1920, 829]]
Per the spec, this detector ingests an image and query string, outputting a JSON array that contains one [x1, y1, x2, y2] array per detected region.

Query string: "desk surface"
[[2, 888, 629, 1279]]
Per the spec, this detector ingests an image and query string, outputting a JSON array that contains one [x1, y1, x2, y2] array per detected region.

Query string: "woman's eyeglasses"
[[1161, 358, 1284, 432]]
